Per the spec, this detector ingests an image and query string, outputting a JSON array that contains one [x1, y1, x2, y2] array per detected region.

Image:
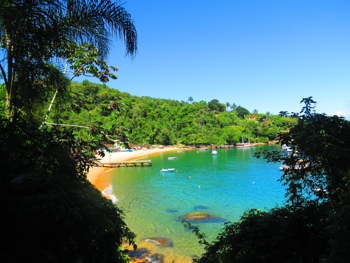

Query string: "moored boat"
[[161, 168, 176, 172], [281, 144, 292, 153], [236, 136, 255, 147]]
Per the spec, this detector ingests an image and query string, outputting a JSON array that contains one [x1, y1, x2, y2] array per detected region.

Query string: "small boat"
[[279, 164, 296, 170], [281, 144, 288, 150], [197, 147, 209, 150], [279, 162, 309, 170], [161, 168, 176, 172], [236, 135, 255, 148], [177, 150, 184, 153], [281, 144, 292, 153], [168, 157, 178, 160], [212, 150, 218, 155]]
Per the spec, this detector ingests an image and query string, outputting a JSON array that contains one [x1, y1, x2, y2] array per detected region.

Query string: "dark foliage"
[[0, 119, 135, 263], [193, 204, 330, 263]]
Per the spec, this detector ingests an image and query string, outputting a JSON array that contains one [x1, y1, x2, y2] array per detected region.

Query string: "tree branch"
[[42, 122, 90, 129]]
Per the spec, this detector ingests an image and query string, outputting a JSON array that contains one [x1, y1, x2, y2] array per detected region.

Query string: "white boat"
[[161, 168, 176, 172], [168, 157, 178, 160], [177, 150, 184, 153], [282, 144, 292, 153], [236, 135, 255, 148], [279, 164, 298, 170], [212, 150, 218, 155], [279, 162, 309, 170]]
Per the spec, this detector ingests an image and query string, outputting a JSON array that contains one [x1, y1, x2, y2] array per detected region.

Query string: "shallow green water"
[[108, 145, 286, 258]]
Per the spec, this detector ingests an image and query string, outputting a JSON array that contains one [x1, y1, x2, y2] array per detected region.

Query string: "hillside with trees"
[[47, 80, 298, 147]]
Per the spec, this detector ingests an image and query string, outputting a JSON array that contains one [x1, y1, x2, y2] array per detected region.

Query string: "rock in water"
[[182, 212, 213, 220], [180, 212, 226, 223], [165, 209, 179, 213], [140, 237, 173, 247], [193, 205, 210, 210]]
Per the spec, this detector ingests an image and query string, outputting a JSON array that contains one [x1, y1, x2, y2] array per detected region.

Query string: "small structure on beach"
[[94, 160, 152, 168]]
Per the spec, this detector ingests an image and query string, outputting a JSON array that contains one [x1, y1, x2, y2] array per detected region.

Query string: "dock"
[[94, 160, 152, 168]]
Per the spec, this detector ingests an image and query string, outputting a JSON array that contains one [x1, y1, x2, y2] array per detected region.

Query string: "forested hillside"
[[49, 80, 297, 146]]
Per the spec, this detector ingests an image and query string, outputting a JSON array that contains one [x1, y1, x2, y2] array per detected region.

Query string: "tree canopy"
[[44, 80, 297, 147], [0, 0, 137, 122]]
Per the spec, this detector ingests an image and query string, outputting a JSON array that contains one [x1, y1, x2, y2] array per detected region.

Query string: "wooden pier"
[[95, 160, 152, 168]]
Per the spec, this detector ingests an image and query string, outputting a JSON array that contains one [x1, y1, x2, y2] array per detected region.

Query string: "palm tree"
[[0, 0, 137, 121], [188, 96, 193, 104], [226, 102, 230, 111], [230, 103, 237, 111]]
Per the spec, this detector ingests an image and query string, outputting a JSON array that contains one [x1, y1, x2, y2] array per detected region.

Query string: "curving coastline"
[[86, 147, 190, 263], [86, 144, 278, 263]]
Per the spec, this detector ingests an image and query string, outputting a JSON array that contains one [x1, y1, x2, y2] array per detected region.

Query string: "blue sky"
[[95, 0, 350, 117]]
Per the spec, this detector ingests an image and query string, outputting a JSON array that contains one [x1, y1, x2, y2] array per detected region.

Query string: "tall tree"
[[0, 1, 138, 262], [208, 99, 225, 113], [0, 0, 137, 122], [225, 102, 230, 111], [230, 103, 237, 111], [236, 105, 250, 118]]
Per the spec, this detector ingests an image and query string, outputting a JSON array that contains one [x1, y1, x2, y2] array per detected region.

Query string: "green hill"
[[48, 80, 297, 146]]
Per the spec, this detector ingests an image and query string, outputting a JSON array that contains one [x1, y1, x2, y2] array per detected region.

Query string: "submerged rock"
[[193, 205, 210, 210], [180, 212, 226, 223], [140, 237, 173, 247], [165, 209, 179, 213], [184, 224, 200, 232]]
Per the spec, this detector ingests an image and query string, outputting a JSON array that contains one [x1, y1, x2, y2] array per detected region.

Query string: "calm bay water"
[[108, 145, 286, 260]]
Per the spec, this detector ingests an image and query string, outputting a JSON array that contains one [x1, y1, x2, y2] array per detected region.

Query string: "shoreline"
[[86, 143, 278, 263], [86, 146, 188, 263], [87, 147, 185, 186], [86, 142, 278, 186]]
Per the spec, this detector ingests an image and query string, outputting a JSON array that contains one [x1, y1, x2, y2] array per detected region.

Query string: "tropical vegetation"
[[3, 0, 348, 262], [45, 79, 298, 147], [189, 98, 350, 263], [1, 0, 138, 262]]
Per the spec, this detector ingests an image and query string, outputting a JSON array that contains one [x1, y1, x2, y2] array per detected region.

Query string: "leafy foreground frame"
[[0, 119, 136, 263], [184, 97, 350, 263]]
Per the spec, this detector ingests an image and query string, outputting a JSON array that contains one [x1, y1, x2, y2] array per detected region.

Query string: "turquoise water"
[[109, 145, 286, 259]]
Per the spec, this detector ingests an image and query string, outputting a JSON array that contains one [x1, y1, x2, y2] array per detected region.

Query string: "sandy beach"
[[86, 146, 190, 263], [87, 147, 183, 185]]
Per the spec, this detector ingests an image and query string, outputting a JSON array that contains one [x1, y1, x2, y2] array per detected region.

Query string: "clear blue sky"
[[98, 0, 350, 117]]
